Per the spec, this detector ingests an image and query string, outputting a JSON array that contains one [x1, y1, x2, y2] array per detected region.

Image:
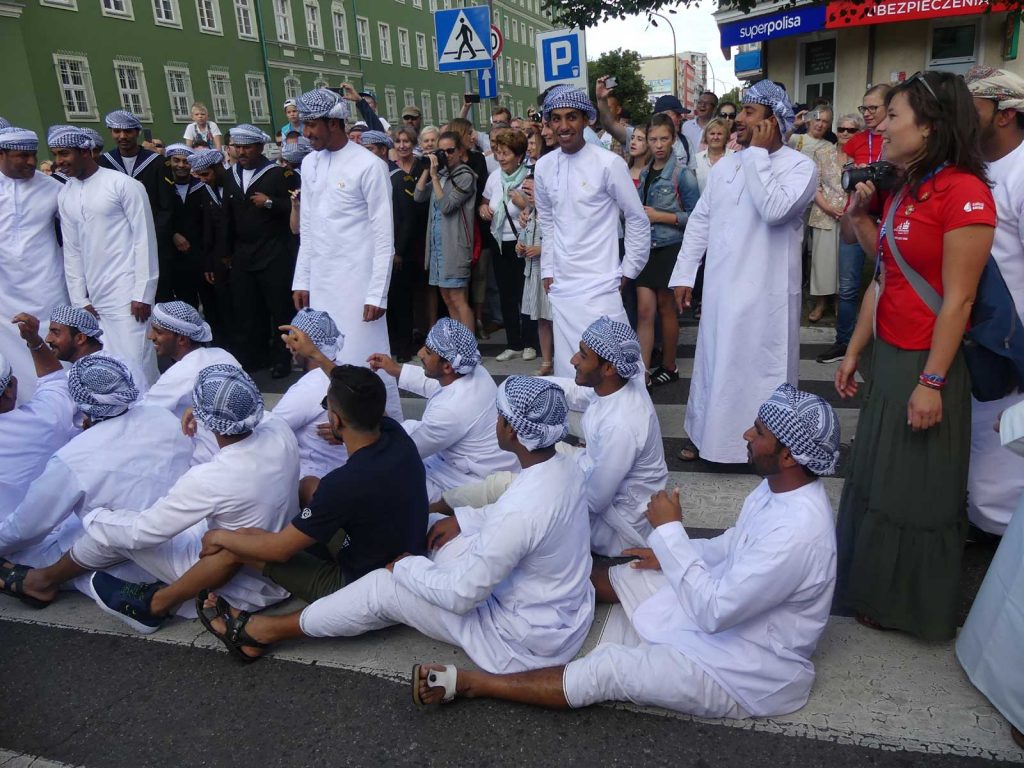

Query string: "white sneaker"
[[495, 348, 523, 362], [522, 347, 537, 361]]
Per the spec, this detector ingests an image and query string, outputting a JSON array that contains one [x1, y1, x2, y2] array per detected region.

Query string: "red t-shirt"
[[842, 130, 885, 165], [876, 167, 996, 351]]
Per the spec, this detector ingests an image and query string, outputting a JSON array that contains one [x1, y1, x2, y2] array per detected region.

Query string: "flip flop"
[[196, 590, 267, 663], [411, 664, 458, 707], [0, 561, 51, 609]]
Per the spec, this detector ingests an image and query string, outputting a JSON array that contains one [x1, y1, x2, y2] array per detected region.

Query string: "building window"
[[208, 71, 236, 122], [528, 26, 533, 45], [113, 59, 152, 120], [403, 88, 415, 111], [331, 3, 349, 53], [152, 0, 179, 26], [165, 65, 193, 122], [246, 74, 269, 123], [414, 32, 427, 69], [356, 16, 371, 58], [313, 76, 328, 89], [101, 0, 133, 17], [929, 21, 978, 74], [378, 22, 392, 63], [432, 35, 438, 70], [421, 91, 432, 123], [496, 56, 503, 82], [428, 0, 436, 10], [383, 88, 398, 122], [798, 38, 835, 105], [502, 15, 508, 37], [40, 0, 78, 9], [304, 0, 322, 48], [530, 63, 536, 89], [412, 0, 421, 7], [398, 27, 411, 67], [437, 92, 448, 122], [450, 94, 460, 119], [196, 0, 221, 33], [513, 59, 520, 86], [234, 0, 255, 38], [283, 74, 301, 100], [511, 19, 518, 42], [273, 0, 293, 43], [53, 54, 98, 120], [504, 56, 511, 84]]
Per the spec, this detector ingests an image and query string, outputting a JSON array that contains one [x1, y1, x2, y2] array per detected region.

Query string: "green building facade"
[[0, 0, 554, 141]]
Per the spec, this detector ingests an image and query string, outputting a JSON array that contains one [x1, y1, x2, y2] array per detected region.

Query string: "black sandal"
[[196, 590, 268, 663], [0, 561, 51, 609], [649, 366, 679, 387], [676, 439, 700, 462]]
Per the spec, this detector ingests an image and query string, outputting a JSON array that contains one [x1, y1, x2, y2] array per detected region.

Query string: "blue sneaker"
[[89, 572, 166, 635]]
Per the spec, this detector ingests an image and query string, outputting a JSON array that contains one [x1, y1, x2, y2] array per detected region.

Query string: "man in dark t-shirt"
[[195, 364, 428, 604]]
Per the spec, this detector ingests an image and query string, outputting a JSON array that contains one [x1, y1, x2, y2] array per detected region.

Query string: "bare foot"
[[415, 664, 471, 705]]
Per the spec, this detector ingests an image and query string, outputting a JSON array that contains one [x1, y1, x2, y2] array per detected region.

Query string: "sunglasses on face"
[[439, 147, 458, 155], [836, 126, 858, 134], [152, 143, 165, 148], [402, 114, 420, 121], [718, 112, 736, 119]]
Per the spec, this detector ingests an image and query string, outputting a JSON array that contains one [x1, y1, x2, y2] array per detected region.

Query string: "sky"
[[582, 2, 743, 93]]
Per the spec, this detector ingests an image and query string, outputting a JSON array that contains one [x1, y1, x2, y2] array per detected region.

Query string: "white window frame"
[[40, 0, 78, 10], [152, 0, 180, 27], [421, 92, 432, 123], [795, 33, 837, 107], [273, 0, 294, 44], [428, 0, 436, 11], [450, 94, 460, 119], [233, 0, 256, 39], [208, 70, 236, 122], [403, 88, 416, 112], [530, 62, 536, 89], [53, 53, 98, 121], [113, 58, 152, 120], [330, 2, 349, 53], [378, 22, 392, 64], [313, 76, 329, 89], [437, 92, 448, 122], [246, 73, 270, 123], [432, 35, 438, 70], [384, 88, 398, 122], [195, 0, 222, 34], [283, 74, 302, 100], [496, 56, 504, 83], [928, 18, 979, 74], [528, 25, 533, 45], [356, 16, 372, 59], [412, 0, 421, 7], [511, 19, 518, 42], [513, 59, 520, 86], [303, 0, 323, 48], [101, 0, 133, 19], [415, 32, 427, 69], [164, 64, 194, 122], [504, 56, 511, 84], [398, 27, 411, 67]]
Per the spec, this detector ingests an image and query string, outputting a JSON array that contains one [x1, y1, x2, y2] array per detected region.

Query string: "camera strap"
[[882, 192, 943, 316]]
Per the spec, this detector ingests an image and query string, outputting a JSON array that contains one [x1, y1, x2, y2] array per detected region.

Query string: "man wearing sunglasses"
[[401, 105, 422, 139]]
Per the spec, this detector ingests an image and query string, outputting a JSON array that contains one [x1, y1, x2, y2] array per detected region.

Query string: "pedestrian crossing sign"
[[434, 7, 493, 72]]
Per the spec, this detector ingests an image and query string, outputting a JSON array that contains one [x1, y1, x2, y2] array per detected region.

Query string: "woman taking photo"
[[835, 71, 995, 640], [414, 130, 478, 332], [694, 117, 732, 194], [627, 124, 650, 188]]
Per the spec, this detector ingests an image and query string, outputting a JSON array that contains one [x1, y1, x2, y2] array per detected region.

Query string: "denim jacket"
[[637, 152, 700, 247]]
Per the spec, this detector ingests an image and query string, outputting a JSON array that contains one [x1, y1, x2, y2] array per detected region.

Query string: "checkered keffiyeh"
[[104, 110, 143, 130], [68, 354, 139, 421], [0, 353, 11, 394], [0, 118, 9, 131], [83, 128, 104, 150], [188, 148, 224, 172], [496, 375, 569, 451], [360, 130, 393, 149], [229, 124, 271, 146], [151, 301, 212, 343], [0, 128, 38, 152], [281, 138, 313, 165], [291, 308, 344, 361], [50, 305, 103, 338], [47, 125, 93, 150], [757, 383, 840, 476], [582, 315, 642, 380], [164, 143, 193, 158], [295, 88, 351, 122], [191, 364, 264, 436], [425, 318, 479, 375], [542, 85, 597, 123], [965, 66, 1024, 112], [742, 80, 796, 136]]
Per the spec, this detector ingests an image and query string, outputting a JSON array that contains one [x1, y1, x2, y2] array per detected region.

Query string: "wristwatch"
[[263, 198, 274, 209]]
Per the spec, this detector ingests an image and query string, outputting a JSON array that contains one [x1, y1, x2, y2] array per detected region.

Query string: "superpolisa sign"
[[719, 5, 827, 47]]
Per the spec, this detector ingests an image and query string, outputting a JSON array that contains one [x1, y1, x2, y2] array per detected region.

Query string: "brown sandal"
[[676, 439, 699, 462]]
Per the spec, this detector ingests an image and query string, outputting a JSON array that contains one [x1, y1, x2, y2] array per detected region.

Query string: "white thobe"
[[272, 366, 348, 479], [534, 144, 651, 376], [74, 415, 298, 614], [0, 405, 192, 564], [59, 168, 159, 386], [293, 143, 401, 420], [956, 400, 1024, 733], [547, 376, 667, 555], [140, 346, 241, 465], [398, 364, 518, 502], [0, 171, 68, 403], [299, 452, 595, 673], [0, 370, 76, 514], [968, 139, 1024, 535], [670, 147, 817, 462]]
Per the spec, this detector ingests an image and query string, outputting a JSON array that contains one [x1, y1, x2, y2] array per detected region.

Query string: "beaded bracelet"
[[918, 372, 946, 390], [28, 341, 45, 352]]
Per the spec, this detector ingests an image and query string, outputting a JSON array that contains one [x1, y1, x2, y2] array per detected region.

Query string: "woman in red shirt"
[[834, 71, 996, 641]]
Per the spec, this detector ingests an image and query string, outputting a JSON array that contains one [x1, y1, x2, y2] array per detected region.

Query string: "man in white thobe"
[[291, 88, 401, 420], [49, 125, 159, 386], [534, 86, 650, 377], [195, 376, 594, 670], [671, 81, 816, 464], [0, 355, 191, 606], [412, 384, 839, 718], [368, 318, 518, 502], [965, 67, 1024, 536], [0, 127, 68, 403], [140, 301, 240, 465]]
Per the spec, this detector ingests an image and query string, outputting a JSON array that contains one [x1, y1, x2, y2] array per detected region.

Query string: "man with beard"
[[163, 144, 205, 308], [188, 149, 231, 345]]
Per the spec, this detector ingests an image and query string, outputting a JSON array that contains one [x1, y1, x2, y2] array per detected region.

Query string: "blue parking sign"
[[535, 28, 588, 92]]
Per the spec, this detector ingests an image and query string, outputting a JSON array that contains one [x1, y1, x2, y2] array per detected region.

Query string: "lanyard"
[[875, 163, 949, 275]]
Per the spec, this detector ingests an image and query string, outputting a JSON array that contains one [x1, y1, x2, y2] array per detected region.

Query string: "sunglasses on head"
[[905, 71, 940, 103]]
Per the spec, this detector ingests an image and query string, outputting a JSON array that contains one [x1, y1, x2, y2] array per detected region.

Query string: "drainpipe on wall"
[[351, 0, 364, 86], [254, 0, 278, 129]]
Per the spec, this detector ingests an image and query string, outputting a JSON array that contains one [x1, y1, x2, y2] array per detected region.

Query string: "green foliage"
[[718, 85, 743, 104], [587, 48, 653, 125]]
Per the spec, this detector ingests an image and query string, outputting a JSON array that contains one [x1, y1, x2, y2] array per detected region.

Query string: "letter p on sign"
[[536, 28, 588, 92]]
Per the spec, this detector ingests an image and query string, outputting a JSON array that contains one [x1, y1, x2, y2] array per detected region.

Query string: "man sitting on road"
[[412, 383, 839, 722]]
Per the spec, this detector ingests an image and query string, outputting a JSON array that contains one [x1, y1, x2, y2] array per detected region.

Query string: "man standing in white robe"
[[49, 125, 159, 386], [195, 376, 594, 670], [367, 318, 518, 502], [290, 88, 401, 420], [671, 81, 816, 464], [0, 127, 68, 403], [965, 67, 1024, 536], [141, 300, 240, 465], [412, 384, 839, 718], [533, 86, 650, 377]]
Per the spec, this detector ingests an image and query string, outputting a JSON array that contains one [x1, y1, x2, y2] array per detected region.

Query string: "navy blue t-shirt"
[[291, 417, 428, 582]]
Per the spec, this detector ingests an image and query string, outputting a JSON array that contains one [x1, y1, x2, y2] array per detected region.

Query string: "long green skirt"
[[835, 338, 971, 640]]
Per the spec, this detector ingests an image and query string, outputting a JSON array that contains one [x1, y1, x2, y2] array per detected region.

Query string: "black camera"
[[432, 149, 448, 165], [842, 161, 900, 193]]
